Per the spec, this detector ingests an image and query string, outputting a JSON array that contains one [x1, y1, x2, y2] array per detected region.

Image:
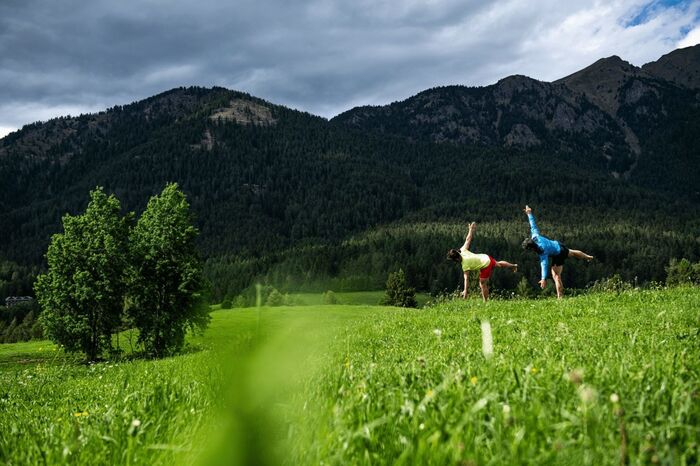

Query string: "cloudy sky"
[[0, 0, 698, 138]]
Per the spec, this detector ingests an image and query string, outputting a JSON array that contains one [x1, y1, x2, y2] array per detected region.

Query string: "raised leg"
[[568, 249, 594, 261], [495, 260, 518, 272], [479, 278, 490, 302], [551, 265, 564, 299]]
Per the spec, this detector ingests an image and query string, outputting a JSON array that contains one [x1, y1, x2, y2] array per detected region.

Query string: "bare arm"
[[462, 222, 476, 250], [524, 205, 540, 237], [462, 272, 469, 298]]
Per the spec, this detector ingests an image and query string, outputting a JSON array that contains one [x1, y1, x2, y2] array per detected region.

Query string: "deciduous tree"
[[35, 188, 129, 360], [128, 183, 209, 356]]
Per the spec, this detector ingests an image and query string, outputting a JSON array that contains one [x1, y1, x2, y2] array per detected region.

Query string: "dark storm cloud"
[[0, 0, 698, 136]]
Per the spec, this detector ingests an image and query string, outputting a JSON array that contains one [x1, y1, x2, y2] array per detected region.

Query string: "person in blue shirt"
[[522, 205, 593, 298]]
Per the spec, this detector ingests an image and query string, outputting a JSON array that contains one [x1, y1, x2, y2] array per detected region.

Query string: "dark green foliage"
[[209, 214, 699, 301], [323, 290, 338, 304], [35, 188, 129, 360], [516, 277, 532, 298], [0, 259, 39, 303], [0, 301, 42, 343], [127, 183, 210, 357], [381, 269, 417, 308], [666, 258, 700, 286], [0, 86, 699, 302], [589, 274, 633, 294], [283, 293, 296, 306], [266, 289, 284, 307], [221, 297, 233, 310]]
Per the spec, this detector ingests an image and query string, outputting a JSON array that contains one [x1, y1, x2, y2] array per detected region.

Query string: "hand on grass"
[[524, 205, 532, 214], [539, 279, 547, 289], [469, 222, 476, 231]]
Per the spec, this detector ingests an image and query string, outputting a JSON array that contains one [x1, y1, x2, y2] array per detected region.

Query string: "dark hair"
[[447, 249, 462, 263], [522, 238, 542, 254]]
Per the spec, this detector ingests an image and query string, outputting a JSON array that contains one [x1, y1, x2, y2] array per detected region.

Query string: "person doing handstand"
[[447, 222, 518, 302], [522, 205, 593, 299]]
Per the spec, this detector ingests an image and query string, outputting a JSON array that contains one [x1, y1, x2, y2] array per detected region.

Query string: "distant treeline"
[[0, 259, 39, 303], [0, 301, 42, 343], [206, 210, 699, 301]]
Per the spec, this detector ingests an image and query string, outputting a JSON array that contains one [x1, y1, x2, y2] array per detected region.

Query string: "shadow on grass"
[[0, 330, 208, 371]]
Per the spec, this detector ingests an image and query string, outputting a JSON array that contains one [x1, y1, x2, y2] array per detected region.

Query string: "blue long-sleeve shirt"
[[528, 213, 561, 280]]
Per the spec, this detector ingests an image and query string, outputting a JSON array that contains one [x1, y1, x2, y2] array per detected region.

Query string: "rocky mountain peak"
[[555, 55, 648, 115], [642, 44, 700, 89]]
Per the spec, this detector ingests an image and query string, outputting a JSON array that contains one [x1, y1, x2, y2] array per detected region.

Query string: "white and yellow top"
[[460, 247, 490, 272]]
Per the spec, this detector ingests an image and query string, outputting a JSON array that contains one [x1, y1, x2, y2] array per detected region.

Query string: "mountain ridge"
[[1, 45, 698, 297], [332, 44, 700, 181], [3, 46, 699, 142]]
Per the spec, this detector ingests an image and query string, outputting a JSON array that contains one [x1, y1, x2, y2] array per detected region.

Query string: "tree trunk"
[[90, 311, 98, 361]]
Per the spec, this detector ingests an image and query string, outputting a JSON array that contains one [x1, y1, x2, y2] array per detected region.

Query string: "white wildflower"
[[480, 320, 493, 359], [128, 418, 141, 436], [578, 385, 597, 404]]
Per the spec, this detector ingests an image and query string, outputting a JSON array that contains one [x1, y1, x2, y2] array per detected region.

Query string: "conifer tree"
[[381, 269, 417, 308]]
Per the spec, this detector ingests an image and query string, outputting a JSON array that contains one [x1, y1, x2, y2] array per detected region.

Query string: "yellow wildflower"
[[470, 376, 478, 386]]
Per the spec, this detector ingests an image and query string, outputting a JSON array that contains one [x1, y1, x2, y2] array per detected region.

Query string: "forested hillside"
[[334, 46, 700, 195], [1, 47, 699, 300]]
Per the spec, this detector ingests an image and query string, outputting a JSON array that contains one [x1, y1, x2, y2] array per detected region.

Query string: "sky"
[[0, 0, 698, 138]]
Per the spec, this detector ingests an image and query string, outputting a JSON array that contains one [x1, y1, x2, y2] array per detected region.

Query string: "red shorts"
[[479, 256, 496, 280]]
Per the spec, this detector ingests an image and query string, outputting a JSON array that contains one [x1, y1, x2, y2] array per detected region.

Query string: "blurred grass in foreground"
[[1, 289, 699, 465]]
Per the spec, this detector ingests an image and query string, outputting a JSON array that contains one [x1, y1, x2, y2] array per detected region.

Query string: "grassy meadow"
[[0, 288, 699, 465]]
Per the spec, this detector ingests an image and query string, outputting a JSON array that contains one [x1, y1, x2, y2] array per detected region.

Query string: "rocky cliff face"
[[555, 56, 648, 115], [333, 45, 700, 180], [333, 75, 630, 170]]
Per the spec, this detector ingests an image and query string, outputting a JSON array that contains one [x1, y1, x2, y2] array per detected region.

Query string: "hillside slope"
[[333, 45, 700, 188], [1, 48, 699, 297]]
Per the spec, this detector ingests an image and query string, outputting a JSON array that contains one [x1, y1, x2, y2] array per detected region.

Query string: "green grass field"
[[1, 288, 699, 465], [209, 290, 432, 309]]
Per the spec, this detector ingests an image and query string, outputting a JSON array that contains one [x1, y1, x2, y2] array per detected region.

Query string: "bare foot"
[[586, 255, 594, 262], [511, 264, 518, 273]]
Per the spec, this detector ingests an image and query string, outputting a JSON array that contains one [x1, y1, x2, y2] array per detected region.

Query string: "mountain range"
[[1, 45, 699, 297], [334, 46, 700, 187]]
